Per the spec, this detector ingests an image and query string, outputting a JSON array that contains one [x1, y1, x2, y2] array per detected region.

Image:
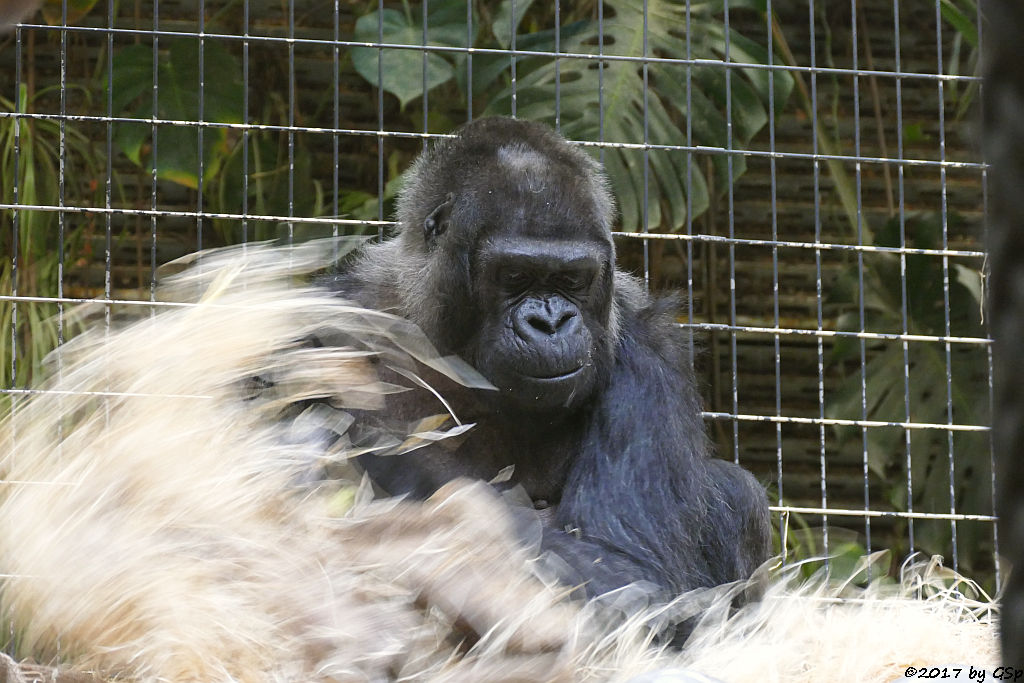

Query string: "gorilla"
[[325, 117, 770, 600]]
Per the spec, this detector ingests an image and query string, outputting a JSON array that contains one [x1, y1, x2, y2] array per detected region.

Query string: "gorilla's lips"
[[492, 361, 595, 411], [481, 326, 592, 384], [508, 347, 589, 383], [524, 365, 585, 381]]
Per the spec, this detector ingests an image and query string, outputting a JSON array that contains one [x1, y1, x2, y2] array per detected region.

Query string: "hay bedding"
[[0, 241, 998, 683]]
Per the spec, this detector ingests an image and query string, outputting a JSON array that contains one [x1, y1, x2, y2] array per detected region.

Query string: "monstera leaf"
[[826, 212, 990, 569], [483, 0, 793, 232], [352, 3, 477, 110], [351, 0, 792, 232]]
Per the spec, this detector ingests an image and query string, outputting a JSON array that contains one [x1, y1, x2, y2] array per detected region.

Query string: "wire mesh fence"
[[0, 0, 994, 588]]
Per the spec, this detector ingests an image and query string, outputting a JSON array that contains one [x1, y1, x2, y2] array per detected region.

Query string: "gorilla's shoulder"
[[319, 239, 410, 309], [612, 271, 696, 368]]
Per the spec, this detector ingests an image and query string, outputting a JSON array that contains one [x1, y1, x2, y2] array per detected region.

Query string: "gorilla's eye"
[[499, 268, 532, 292], [554, 271, 592, 293]]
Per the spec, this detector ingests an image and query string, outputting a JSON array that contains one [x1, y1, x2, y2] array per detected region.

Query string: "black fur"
[[325, 117, 770, 600]]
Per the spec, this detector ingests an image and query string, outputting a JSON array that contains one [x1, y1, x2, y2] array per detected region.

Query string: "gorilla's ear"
[[423, 193, 455, 245]]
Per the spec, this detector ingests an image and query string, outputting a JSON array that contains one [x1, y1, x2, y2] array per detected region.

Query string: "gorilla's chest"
[[357, 403, 584, 504], [444, 414, 584, 503]]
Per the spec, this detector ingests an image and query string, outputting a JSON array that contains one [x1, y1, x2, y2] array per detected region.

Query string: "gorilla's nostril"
[[528, 315, 556, 335], [528, 310, 576, 335]]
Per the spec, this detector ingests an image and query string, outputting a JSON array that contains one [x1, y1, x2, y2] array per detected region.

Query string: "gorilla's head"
[[392, 118, 619, 413]]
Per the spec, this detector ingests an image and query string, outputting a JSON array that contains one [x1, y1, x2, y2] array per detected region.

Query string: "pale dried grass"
[[0, 241, 998, 683]]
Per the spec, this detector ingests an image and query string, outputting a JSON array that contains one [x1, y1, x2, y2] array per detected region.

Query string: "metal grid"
[[0, 1, 994, 587]]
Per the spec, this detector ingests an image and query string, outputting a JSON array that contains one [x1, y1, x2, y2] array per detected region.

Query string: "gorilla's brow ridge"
[[478, 236, 608, 272]]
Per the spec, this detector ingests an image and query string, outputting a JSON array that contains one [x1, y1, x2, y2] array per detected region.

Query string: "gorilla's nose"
[[516, 298, 580, 341], [528, 309, 576, 335]]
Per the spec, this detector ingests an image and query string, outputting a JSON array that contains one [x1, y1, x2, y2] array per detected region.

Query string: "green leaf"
[[110, 44, 154, 114], [651, 66, 738, 200], [481, 0, 788, 232], [426, 1, 478, 48], [109, 39, 243, 188], [940, 0, 978, 49], [150, 125, 227, 190], [112, 120, 149, 167], [903, 122, 930, 144], [348, 0, 791, 233], [493, 0, 537, 49], [160, 39, 244, 125], [691, 67, 766, 147], [701, 25, 795, 113], [352, 10, 456, 109], [864, 426, 903, 480], [41, 0, 100, 25]]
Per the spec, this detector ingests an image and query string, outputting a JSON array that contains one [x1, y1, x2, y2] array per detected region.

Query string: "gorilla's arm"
[[551, 298, 771, 597], [539, 528, 666, 597]]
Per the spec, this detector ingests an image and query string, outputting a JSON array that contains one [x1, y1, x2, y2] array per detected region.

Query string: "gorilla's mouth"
[[524, 365, 585, 381]]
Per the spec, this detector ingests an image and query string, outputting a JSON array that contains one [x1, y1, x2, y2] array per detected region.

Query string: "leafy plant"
[[826, 213, 990, 570], [39, 0, 100, 25], [0, 85, 98, 390], [352, 2, 476, 110], [352, 0, 794, 233], [492, 0, 793, 232], [109, 38, 244, 190], [208, 97, 328, 243], [940, 0, 980, 119], [331, 151, 406, 229], [793, 1, 990, 574], [109, 37, 337, 245]]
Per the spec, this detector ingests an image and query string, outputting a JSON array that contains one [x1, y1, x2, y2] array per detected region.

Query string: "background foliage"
[[0, 0, 990, 581]]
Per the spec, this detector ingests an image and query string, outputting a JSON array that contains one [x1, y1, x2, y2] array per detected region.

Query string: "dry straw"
[[0, 240, 998, 682]]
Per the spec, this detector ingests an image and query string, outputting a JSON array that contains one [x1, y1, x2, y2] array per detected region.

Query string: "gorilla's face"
[[398, 120, 619, 413], [471, 234, 614, 411], [458, 142, 616, 413]]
